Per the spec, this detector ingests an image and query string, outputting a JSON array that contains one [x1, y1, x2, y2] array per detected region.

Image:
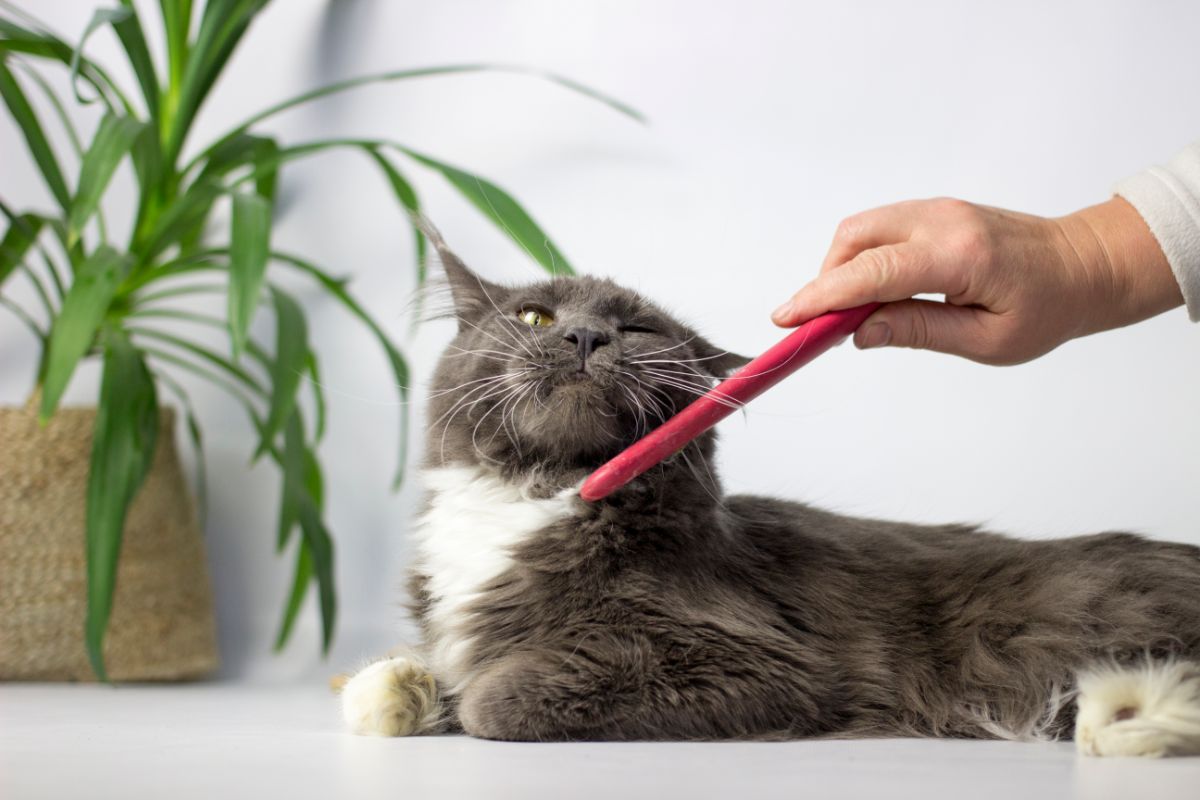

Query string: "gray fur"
[[411, 234, 1200, 742]]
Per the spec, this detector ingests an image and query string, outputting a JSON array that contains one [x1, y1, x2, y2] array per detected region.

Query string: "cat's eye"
[[518, 308, 554, 327], [619, 324, 657, 335]]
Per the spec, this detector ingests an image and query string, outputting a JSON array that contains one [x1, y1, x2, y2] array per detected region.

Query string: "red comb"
[[579, 303, 882, 502]]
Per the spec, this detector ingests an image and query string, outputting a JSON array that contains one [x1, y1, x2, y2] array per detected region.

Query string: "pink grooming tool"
[[579, 302, 882, 502]]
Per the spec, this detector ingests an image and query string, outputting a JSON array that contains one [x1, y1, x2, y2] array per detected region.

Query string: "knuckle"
[[903, 310, 933, 350], [834, 215, 866, 244], [855, 249, 895, 290], [954, 225, 992, 266], [926, 200, 992, 266], [930, 196, 974, 218]]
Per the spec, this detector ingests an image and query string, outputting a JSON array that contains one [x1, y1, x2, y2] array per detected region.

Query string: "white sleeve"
[[1113, 141, 1200, 322]]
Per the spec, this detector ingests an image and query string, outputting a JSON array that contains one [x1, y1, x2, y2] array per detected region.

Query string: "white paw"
[[1075, 660, 1200, 757], [341, 657, 439, 736]]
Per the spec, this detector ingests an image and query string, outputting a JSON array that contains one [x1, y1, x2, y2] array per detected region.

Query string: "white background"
[[2, 0, 1198, 680]]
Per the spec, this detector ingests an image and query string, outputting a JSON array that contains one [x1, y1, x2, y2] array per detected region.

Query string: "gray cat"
[[340, 226, 1200, 757]]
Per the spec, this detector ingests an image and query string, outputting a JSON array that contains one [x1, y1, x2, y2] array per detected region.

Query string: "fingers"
[[819, 203, 920, 273], [773, 243, 938, 326], [853, 299, 1001, 363]]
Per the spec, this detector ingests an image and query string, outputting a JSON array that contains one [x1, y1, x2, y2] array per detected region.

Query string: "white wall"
[[2, 0, 1198, 679]]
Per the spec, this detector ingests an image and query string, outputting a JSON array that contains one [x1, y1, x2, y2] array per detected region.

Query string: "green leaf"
[[40, 246, 130, 420], [251, 137, 280, 206], [306, 349, 326, 443], [273, 536, 312, 651], [303, 444, 324, 508], [0, 212, 44, 287], [129, 123, 164, 247], [127, 325, 264, 395], [272, 251, 410, 488], [228, 191, 271, 355], [0, 17, 132, 114], [138, 180, 222, 262], [151, 366, 207, 529], [0, 57, 71, 210], [84, 330, 159, 680], [194, 132, 278, 184], [275, 407, 304, 551], [0, 202, 64, 311], [158, 0, 193, 94], [187, 62, 644, 177], [165, 0, 267, 168], [296, 489, 335, 653], [69, 113, 145, 245], [164, 134, 276, 258], [255, 286, 307, 460], [273, 408, 333, 652], [363, 148, 427, 291], [399, 147, 574, 276], [71, 6, 159, 121]]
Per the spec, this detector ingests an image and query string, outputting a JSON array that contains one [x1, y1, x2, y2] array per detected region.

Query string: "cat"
[[339, 224, 1200, 756]]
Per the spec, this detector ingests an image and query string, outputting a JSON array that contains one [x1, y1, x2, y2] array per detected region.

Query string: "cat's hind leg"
[[340, 651, 442, 736], [1075, 660, 1200, 757]]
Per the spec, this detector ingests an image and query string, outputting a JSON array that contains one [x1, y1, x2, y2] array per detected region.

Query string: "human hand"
[[771, 197, 1183, 365]]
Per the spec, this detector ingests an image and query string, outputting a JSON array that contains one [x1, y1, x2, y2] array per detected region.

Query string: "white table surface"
[[4, 683, 1200, 799]]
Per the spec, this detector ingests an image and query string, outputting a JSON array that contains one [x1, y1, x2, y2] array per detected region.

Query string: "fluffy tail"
[[1075, 659, 1200, 757]]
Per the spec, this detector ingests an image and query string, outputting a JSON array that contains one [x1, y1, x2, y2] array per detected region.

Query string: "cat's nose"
[[564, 327, 610, 361]]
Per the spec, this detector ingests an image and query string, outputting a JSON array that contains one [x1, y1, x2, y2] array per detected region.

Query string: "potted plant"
[[0, 0, 637, 680]]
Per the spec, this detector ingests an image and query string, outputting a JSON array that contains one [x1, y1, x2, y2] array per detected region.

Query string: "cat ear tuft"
[[413, 214, 506, 330], [691, 334, 751, 379]]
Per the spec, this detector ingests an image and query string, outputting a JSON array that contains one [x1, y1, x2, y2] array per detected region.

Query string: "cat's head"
[[423, 229, 747, 477]]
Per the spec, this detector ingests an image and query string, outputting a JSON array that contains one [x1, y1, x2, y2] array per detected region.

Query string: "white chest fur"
[[411, 466, 577, 694]]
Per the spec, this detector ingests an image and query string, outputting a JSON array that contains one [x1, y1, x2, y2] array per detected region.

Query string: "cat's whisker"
[[638, 365, 713, 386], [626, 335, 697, 360], [676, 442, 730, 512], [429, 375, 511, 432], [505, 383, 539, 456], [444, 346, 518, 364], [491, 380, 529, 452], [471, 380, 529, 461], [616, 368, 676, 436], [531, 378, 549, 411], [429, 376, 537, 458], [427, 369, 534, 401], [628, 352, 730, 365], [638, 370, 743, 411], [434, 372, 530, 464], [455, 313, 537, 362]]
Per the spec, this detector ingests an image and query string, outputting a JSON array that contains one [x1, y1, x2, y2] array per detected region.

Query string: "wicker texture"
[[0, 399, 219, 681]]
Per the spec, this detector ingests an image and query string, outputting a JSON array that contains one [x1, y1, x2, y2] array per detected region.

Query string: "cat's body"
[[340, 227, 1200, 756]]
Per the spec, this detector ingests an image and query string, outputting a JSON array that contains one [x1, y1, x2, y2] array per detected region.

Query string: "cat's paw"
[[341, 657, 440, 736], [1075, 660, 1200, 757]]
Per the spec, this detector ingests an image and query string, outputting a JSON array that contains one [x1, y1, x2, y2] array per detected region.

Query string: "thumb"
[[854, 299, 993, 361]]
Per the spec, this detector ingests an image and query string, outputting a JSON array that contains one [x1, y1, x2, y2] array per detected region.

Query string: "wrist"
[[1054, 197, 1183, 335]]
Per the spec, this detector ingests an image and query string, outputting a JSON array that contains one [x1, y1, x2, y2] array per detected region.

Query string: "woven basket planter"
[[0, 399, 219, 681]]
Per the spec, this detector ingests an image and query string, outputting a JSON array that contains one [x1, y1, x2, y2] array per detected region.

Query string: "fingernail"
[[771, 302, 794, 324], [858, 322, 891, 349]]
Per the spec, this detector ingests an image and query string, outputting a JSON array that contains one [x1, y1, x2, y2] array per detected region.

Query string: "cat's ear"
[[415, 215, 506, 329], [691, 334, 751, 379]]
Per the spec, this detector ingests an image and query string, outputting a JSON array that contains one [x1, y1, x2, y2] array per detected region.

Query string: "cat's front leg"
[[456, 633, 825, 741], [340, 651, 444, 736]]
